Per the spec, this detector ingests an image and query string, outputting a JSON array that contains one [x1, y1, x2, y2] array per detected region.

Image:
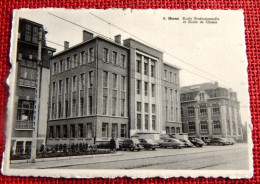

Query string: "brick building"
[[180, 82, 243, 141], [10, 18, 55, 155], [47, 31, 182, 146]]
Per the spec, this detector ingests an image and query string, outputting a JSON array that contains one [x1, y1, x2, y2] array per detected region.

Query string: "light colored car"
[[159, 138, 185, 149], [179, 139, 194, 147], [139, 139, 160, 150], [227, 138, 236, 145]]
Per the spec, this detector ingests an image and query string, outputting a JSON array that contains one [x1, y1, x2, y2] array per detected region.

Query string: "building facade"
[[11, 18, 55, 155], [180, 82, 243, 141], [47, 31, 182, 146]]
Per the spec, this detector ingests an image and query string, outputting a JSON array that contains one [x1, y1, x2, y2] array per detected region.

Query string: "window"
[[80, 73, 85, 90], [212, 90, 217, 97], [164, 70, 167, 80], [56, 125, 61, 138], [103, 48, 109, 63], [80, 51, 86, 65], [78, 124, 84, 138], [200, 121, 208, 133], [66, 57, 70, 70], [212, 104, 220, 115], [121, 99, 125, 116], [58, 80, 62, 95], [73, 54, 78, 68], [199, 104, 207, 116], [151, 60, 155, 77], [89, 71, 94, 87], [152, 115, 156, 130], [213, 120, 221, 133], [58, 102, 62, 118], [170, 89, 173, 101], [166, 127, 170, 134], [145, 103, 149, 113], [152, 104, 156, 113], [112, 74, 117, 89], [72, 99, 76, 117], [86, 123, 93, 138], [232, 121, 236, 135], [59, 60, 63, 72], [32, 26, 39, 44], [227, 120, 231, 135], [112, 97, 117, 116], [188, 122, 196, 133], [51, 103, 56, 119], [176, 127, 180, 133], [144, 82, 148, 96], [171, 127, 175, 133], [103, 71, 108, 88], [121, 124, 126, 138], [137, 114, 142, 130], [145, 115, 149, 130], [137, 102, 141, 112], [112, 51, 117, 65], [151, 84, 155, 97], [63, 125, 68, 138], [121, 54, 126, 67], [169, 72, 172, 82], [70, 124, 75, 138], [199, 93, 205, 101], [121, 76, 125, 91], [65, 100, 69, 118], [80, 98, 84, 116], [19, 65, 37, 87], [52, 82, 56, 96], [49, 126, 54, 138], [112, 124, 118, 138], [137, 80, 141, 94], [165, 105, 168, 120], [25, 141, 32, 155], [89, 96, 93, 115], [16, 100, 34, 129], [144, 57, 149, 75], [65, 78, 69, 94], [165, 87, 167, 99], [89, 48, 94, 63], [25, 24, 32, 42], [102, 123, 109, 138], [72, 76, 77, 92], [188, 106, 195, 117], [53, 62, 57, 75], [103, 96, 107, 115], [174, 73, 177, 84], [136, 54, 141, 73]]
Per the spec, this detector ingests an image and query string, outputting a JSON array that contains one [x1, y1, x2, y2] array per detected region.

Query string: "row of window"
[[165, 105, 179, 122], [182, 104, 220, 117], [136, 54, 156, 77], [136, 80, 156, 97], [53, 48, 95, 75], [136, 102, 156, 114], [18, 59, 38, 88], [49, 123, 127, 139], [188, 121, 221, 134], [15, 141, 32, 155], [165, 126, 181, 134], [23, 23, 39, 44], [16, 100, 34, 129], [164, 69, 178, 84], [103, 48, 126, 68], [136, 114, 156, 130]]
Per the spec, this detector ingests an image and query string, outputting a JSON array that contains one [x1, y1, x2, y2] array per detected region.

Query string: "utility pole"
[[31, 27, 43, 162]]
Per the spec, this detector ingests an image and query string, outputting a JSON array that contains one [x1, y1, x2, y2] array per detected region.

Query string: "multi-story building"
[[10, 18, 55, 155], [180, 82, 243, 141], [47, 31, 182, 146]]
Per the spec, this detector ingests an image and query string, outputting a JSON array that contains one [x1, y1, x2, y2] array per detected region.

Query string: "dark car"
[[159, 138, 185, 149], [139, 139, 160, 150], [120, 139, 144, 151], [208, 137, 229, 146], [189, 138, 206, 147], [179, 139, 194, 147]]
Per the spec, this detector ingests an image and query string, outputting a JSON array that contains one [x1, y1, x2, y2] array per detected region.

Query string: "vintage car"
[[189, 138, 206, 147], [207, 137, 229, 146], [159, 138, 185, 149], [139, 139, 160, 150], [120, 139, 144, 151], [179, 139, 194, 147]]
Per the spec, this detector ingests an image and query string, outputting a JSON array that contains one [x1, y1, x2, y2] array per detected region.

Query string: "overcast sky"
[[13, 9, 251, 124]]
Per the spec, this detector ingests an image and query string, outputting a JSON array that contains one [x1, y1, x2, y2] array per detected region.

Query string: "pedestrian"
[[110, 137, 116, 153]]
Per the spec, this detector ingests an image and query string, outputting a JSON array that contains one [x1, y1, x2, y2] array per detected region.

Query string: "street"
[[10, 143, 249, 170]]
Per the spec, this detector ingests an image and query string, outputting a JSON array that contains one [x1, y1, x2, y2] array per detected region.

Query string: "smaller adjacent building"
[[180, 82, 243, 141]]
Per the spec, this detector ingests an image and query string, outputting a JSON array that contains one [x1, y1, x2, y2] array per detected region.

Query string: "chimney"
[[115, 35, 121, 44], [64, 41, 69, 50], [83, 30, 94, 42]]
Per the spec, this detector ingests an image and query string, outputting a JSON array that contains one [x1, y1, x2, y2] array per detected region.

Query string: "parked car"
[[189, 138, 206, 147], [139, 139, 160, 150], [120, 139, 144, 151], [207, 137, 229, 146], [179, 139, 194, 147], [227, 138, 236, 145], [159, 138, 185, 149]]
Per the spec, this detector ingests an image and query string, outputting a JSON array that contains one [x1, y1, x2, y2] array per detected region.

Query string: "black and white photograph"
[[2, 9, 253, 178]]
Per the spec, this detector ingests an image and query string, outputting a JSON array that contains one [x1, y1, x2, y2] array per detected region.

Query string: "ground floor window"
[[188, 122, 196, 133], [121, 124, 126, 138], [86, 123, 93, 138], [102, 123, 109, 138], [137, 114, 141, 130], [200, 121, 208, 133], [56, 125, 61, 138], [176, 127, 180, 133], [145, 115, 149, 130], [49, 126, 54, 138], [16, 141, 23, 154], [78, 124, 84, 138], [63, 125, 68, 138], [166, 127, 170, 134], [171, 127, 175, 133], [25, 141, 31, 155], [112, 123, 118, 138], [152, 115, 156, 130], [232, 121, 236, 135], [70, 124, 75, 138], [226, 120, 231, 135], [213, 120, 221, 134]]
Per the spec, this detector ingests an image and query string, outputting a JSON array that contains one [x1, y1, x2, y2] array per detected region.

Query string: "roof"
[[181, 82, 220, 93]]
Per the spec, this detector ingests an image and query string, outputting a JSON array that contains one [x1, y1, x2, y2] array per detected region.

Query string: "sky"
[[13, 9, 251, 124]]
